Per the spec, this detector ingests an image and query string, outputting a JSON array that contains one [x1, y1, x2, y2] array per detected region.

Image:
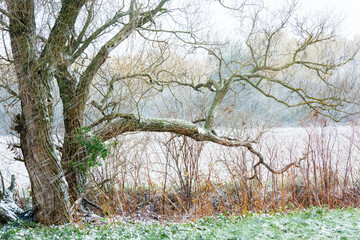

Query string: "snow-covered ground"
[[0, 135, 28, 188]]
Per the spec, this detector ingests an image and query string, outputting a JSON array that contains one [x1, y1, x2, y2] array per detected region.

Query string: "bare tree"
[[0, 0, 358, 225]]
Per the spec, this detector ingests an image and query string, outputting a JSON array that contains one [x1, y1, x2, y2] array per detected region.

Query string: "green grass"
[[1, 207, 360, 239]]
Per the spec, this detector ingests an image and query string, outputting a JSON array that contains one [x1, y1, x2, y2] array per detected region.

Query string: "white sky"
[[211, 0, 360, 39], [286, 0, 360, 37]]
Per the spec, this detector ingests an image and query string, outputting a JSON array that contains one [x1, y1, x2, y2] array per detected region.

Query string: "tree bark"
[[16, 71, 71, 225], [7, 0, 72, 225], [58, 77, 87, 203]]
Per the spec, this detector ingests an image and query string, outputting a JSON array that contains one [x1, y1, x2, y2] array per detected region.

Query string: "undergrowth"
[[68, 119, 360, 222]]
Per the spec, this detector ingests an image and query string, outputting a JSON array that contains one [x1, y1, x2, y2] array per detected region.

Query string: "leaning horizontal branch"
[[96, 116, 309, 181], [96, 117, 253, 147]]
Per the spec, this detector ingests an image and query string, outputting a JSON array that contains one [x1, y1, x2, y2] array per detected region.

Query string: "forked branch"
[[246, 147, 309, 180]]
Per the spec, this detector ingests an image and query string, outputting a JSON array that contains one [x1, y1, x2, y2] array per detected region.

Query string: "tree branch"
[[96, 116, 253, 147], [71, 8, 130, 62], [40, 0, 85, 62], [246, 150, 308, 180], [0, 8, 10, 19], [95, 116, 307, 180], [75, 0, 169, 114]]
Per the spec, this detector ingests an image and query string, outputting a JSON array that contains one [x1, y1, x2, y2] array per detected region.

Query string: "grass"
[[2, 207, 360, 239]]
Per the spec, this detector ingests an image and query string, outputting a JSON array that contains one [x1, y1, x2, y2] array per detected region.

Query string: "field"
[[1, 207, 360, 239]]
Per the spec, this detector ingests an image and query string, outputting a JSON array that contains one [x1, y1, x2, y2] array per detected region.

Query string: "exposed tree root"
[[0, 174, 24, 223]]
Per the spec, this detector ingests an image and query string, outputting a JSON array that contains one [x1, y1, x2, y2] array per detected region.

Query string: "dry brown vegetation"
[[37, 117, 358, 223]]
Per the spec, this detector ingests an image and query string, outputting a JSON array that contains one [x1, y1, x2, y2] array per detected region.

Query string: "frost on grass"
[[1, 208, 360, 239]]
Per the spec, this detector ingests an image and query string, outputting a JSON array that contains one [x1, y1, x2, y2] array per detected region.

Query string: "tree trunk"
[[56, 67, 88, 203], [61, 109, 87, 204], [12, 82, 72, 225], [7, 0, 72, 224], [16, 71, 72, 225]]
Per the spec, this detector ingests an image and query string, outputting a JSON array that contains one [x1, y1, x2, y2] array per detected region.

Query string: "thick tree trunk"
[[57, 68, 88, 203], [13, 94, 71, 226], [7, 0, 72, 224], [16, 72, 72, 225], [61, 112, 87, 203], [14, 95, 72, 225]]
